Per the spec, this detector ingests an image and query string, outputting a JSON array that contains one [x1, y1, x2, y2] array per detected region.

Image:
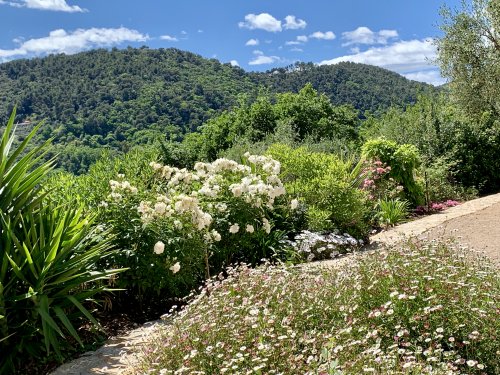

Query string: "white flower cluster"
[[139, 193, 213, 231], [107, 176, 138, 201], [140, 154, 287, 253]]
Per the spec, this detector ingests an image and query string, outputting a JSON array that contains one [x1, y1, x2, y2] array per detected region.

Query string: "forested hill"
[[1, 47, 434, 127], [257, 62, 434, 113], [0, 47, 434, 172]]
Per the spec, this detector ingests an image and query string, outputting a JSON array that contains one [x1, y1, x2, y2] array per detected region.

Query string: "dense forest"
[[0, 47, 434, 173]]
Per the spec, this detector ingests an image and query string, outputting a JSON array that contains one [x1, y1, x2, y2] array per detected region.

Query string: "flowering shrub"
[[362, 139, 424, 206], [98, 154, 296, 298], [415, 200, 461, 215], [136, 239, 499, 374], [360, 159, 404, 201]]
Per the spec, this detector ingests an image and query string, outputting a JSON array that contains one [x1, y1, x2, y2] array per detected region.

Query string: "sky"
[[0, 0, 463, 85]]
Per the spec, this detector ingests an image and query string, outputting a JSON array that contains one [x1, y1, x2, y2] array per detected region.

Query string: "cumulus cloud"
[[319, 38, 443, 85], [229, 60, 239, 67], [246, 38, 259, 46], [239, 13, 282, 32], [283, 15, 307, 30], [160, 35, 178, 42], [0, 27, 148, 60], [320, 38, 436, 72], [404, 69, 446, 86], [290, 47, 303, 52], [310, 31, 336, 40], [249, 50, 280, 65], [1, 0, 86, 12], [342, 26, 398, 46]]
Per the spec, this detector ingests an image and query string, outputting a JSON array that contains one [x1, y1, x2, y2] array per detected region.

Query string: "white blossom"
[[154, 241, 165, 255]]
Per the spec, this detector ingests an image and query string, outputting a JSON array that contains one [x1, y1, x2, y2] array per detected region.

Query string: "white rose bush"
[[101, 153, 296, 298]]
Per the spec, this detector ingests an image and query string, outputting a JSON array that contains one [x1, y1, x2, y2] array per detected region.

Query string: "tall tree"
[[436, 0, 500, 118]]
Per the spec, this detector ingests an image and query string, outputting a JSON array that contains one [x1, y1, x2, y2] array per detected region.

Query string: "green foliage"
[[169, 85, 362, 165], [361, 94, 500, 194], [137, 240, 500, 374], [267, 144, 369, 237], [437, 0, 500, 119], [361, 139, 424, 205], [422, 157, 478, 203], [259, 62, 436, 116], [0, 109, 122, 372], [0, 49, 432, 173], [376, 198, 409, 228], [448, 114, 500, 193]]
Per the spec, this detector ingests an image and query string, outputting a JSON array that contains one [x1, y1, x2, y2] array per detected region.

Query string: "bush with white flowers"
[[97, 153, 300, 298], [137, 154, 293, 281]]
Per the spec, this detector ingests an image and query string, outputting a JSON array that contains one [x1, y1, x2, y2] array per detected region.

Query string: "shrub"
[[422, 157, 477, 204], [362, 138, 424, 206], [76, 153, 297, 302], [267, 144, 369, 238], [136, 240, 500, 374], [0, 110, 122, 373]]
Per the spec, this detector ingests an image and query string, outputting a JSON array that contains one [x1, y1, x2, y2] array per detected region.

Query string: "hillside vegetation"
[[0, 47, 433, 173]]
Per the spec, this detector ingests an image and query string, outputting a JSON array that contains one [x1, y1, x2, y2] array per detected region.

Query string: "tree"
[[436, 0, 500, 118]]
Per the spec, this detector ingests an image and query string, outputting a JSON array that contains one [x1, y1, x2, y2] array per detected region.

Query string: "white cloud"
[[229, 60, 239, 67], [1, 0, 86, 12], [285, 35, 308, 46], [249, 50, 280, 65], [245, 38, 259, 46], [249, 54, 280, 65], [290, 47, 303, 52], [239, 13, 282, 32], [160, 35, 178, 42], [404, 69, 446, 86], [0, 27, 148, 60], [283, 15, 307, 30], [342, 26, 398, 46], [320, 38, 436, 72], [319, 38, 444, 85], [310, 31, 336, 40]]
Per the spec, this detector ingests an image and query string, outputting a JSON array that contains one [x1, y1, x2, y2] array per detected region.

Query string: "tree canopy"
[[437, 0, 500, 118]]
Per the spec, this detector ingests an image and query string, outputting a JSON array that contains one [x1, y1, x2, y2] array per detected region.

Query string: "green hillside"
[[0, 47, 434, 172]]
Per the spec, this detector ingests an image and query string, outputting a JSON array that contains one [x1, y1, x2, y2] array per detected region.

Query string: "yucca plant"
[[0, 109, 125, 373]]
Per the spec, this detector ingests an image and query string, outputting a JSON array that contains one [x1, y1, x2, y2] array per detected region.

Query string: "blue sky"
[[0, 0, 462, 85]]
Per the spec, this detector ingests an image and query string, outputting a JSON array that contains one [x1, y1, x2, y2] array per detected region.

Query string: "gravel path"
[[51, 193, 500, 374]]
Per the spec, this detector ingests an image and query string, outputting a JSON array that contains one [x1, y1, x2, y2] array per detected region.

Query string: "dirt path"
[[51, 193, 500, 374], [370, 192, 500, 266]]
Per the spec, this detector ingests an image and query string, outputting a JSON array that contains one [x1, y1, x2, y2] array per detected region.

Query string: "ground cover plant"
[[136, 239, 499, 374]]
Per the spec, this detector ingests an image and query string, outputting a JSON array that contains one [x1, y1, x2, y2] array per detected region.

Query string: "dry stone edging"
[[51, 193, 500, 374]]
